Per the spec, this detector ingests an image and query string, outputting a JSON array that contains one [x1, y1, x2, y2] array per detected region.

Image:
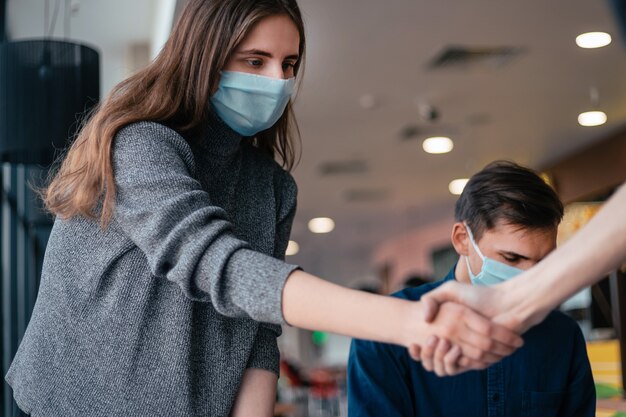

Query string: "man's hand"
[[403, 300, 523, 376], [409, 279, 558, 376]]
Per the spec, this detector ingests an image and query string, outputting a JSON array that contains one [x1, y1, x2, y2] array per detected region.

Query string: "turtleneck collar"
[[196, 111, 244, 159]]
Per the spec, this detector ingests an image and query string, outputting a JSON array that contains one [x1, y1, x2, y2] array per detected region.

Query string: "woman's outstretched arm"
[[282, 270, 523, 370]]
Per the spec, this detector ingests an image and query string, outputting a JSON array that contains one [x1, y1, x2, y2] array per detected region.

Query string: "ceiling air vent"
[[428, 46, 525, 70], [319, 160, 368, 176]]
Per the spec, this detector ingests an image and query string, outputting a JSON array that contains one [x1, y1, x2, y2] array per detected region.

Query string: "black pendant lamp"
[[0, 39, 100, 165]]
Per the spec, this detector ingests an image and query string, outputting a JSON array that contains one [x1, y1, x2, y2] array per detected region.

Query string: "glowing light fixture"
[[449, 178, 469, 195], [308, 217, 335, 234], [312, 331, 329, 345], [422, 137, 454, 154], [286, 240, 300, 256], [577, 111, 607, 127], [576, 32, 612, 49]]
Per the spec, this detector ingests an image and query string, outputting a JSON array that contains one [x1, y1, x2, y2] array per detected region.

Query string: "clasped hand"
[[403, 281, 529, 376]]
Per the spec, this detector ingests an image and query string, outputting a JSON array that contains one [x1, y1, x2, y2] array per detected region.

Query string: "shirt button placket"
[[487, 363, 505, 417]]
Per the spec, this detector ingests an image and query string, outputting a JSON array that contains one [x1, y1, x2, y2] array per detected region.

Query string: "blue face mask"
[[464, 223, 524, 286], [210, 71, 295, 137]]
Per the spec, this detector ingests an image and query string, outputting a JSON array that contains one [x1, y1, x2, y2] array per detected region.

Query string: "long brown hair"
[[44, 0, 305, 226]]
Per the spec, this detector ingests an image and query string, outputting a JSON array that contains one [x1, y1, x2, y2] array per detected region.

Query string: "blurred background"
[[2, 0, 626, 416]]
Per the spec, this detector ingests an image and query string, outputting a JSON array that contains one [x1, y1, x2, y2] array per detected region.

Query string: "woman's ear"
[[451, 222, 469, 256]]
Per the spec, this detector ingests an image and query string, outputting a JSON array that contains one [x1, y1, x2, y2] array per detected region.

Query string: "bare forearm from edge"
[[282, 270, 412, 347], [510, 182, 626, 319]]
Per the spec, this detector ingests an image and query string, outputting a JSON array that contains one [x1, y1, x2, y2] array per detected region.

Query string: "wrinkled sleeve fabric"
[[245, 323, 281, 375], [246, 170, 298, 374], [559, 325, 596, 417], [347, 338, 414, 417], [112, 122, 300, 324]]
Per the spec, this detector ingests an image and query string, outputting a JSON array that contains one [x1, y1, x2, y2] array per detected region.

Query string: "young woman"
[[5, 1, 522, 415]]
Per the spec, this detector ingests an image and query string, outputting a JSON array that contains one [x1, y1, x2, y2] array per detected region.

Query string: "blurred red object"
[[308, 368, 338, 398], [280, 359, 309, 387]]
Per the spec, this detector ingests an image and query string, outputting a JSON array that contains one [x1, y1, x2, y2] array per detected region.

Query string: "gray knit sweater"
[[5, 118, 300, 416]]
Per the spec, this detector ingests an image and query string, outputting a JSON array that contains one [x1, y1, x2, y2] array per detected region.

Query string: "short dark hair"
[[455, 161, 564, 241]]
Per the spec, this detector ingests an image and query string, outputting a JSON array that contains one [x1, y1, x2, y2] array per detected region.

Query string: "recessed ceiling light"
[[578, 111, 607, 127], [308, 217, 335, 234], [286, 240, 300, 256], [422, 137, 454, 154], [576, 32, 612, 49], [359, 94, 378, 110], [449, 178, 469, 195]]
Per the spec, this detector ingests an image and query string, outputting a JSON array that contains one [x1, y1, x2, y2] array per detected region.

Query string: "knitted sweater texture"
[[6, 119, 299, 416]]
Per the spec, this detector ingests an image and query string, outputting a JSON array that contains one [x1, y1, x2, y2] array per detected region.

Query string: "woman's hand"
[[402, 299, 523, 376]]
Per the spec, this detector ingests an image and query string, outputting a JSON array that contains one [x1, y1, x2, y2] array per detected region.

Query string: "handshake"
[[400, 278, 538, 377]]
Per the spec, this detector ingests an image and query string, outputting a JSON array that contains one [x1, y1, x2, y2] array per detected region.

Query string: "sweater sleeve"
[[246, 169, 298, 373], [111, 122, 299, 324], [272, 170, 298, 263]]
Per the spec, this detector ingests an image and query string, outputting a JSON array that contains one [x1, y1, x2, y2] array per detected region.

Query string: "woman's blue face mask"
[[211, 71, 295, 137], [464, 223, 524, 286]]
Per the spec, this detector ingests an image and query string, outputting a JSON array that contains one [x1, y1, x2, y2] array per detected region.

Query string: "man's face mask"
[[464, 223, 524, 286]]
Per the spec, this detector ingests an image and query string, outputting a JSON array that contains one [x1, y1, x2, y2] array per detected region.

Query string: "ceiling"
[[290, 0, 626, 284], [7, 0, 626, 285]]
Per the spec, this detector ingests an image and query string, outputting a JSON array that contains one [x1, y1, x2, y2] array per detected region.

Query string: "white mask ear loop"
[[464, 223, 485, 278], [464, 222, 486, 260], [464, 255, 477, 277]]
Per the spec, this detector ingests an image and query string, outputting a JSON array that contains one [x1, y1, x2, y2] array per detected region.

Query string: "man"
[[348, 161, 595, 416]]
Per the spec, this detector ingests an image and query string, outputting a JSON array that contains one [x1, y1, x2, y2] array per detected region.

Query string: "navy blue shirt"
[[348, 269, 595, 417]]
